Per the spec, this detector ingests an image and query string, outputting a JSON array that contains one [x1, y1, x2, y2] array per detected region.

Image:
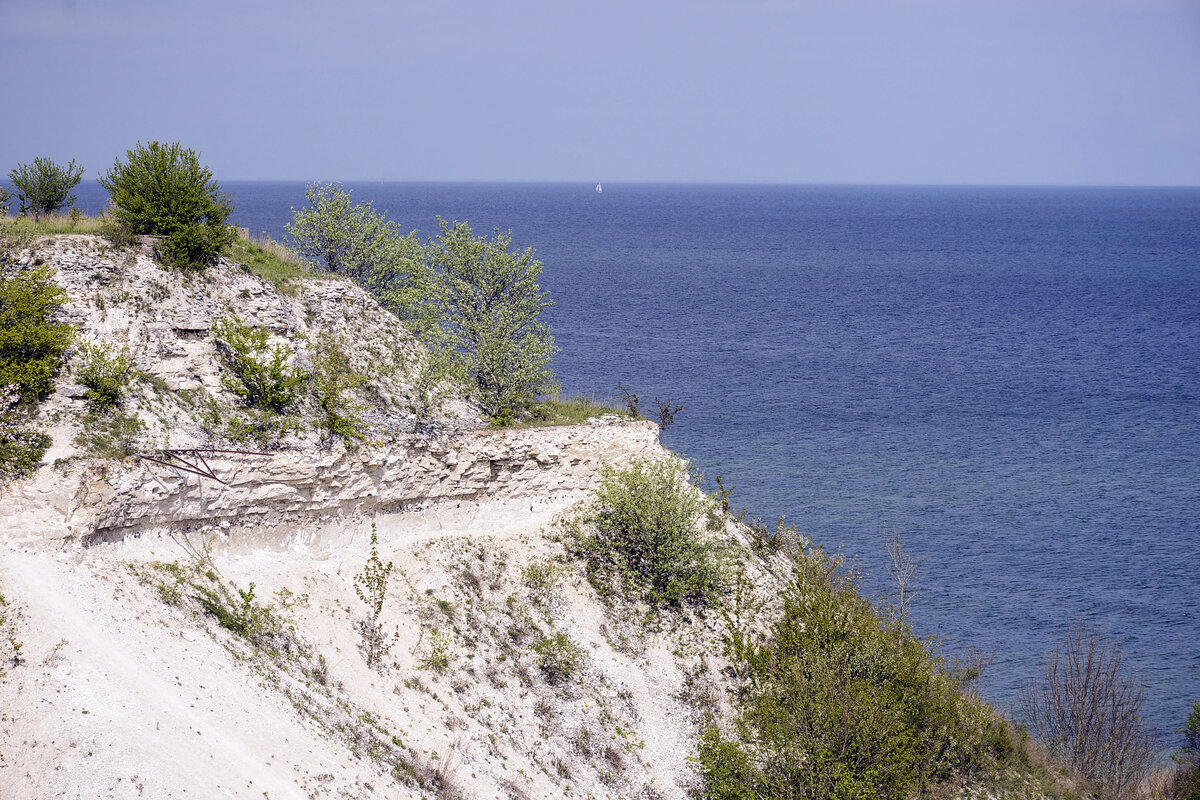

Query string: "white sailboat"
[[595, 183, 602, 193]]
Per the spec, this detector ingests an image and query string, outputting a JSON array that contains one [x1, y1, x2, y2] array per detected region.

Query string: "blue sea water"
[[73, 181, 1199, 740]]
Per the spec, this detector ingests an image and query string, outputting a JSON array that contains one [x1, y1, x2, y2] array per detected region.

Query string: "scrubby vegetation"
[[0, 384, 49, 482], [574, 456, 727, 609], [701, 543, 1018, 800], [212, 317, 306, 413], [100, 141, 233, 269], [76, 340, 135, 409], [0, 261, 71, 479], [0, 263, 73, 405]]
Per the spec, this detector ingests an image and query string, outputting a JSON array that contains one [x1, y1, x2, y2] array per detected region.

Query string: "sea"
[[72, 180, 1200, 743]]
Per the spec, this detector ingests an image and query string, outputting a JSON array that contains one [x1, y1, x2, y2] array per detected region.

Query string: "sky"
[[2, 0, 1198, 185]]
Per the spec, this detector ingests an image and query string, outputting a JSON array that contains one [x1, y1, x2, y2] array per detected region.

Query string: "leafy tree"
[[0, 185, 11, 216], [6, 157, 84, 220], [286, 183, 433, 332], [0, 264, 74, 404], [429, 219, 558, 418], [99, 141, 233, 269]]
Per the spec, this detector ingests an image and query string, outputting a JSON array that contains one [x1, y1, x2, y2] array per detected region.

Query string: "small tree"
[[7, 157, 84, 221], [76, 340, 135, 409], [99, 141, 233, 269], [430, 219, 558, 419], [1019, 618, 1156, 800], [1170, 702, 1200, 800], [0, 185, 11, 216], [354, 524, 394, 669], [286, 183, 433, 331]]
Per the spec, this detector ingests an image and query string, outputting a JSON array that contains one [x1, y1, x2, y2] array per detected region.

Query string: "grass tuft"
[[222, 234, 327, 294]]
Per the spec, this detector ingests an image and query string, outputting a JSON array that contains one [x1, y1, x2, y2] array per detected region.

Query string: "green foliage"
[[212, 317, 306, 413], [0, 219, 36, 265], [0, 384, 50, 482], [73, 409, 144, 458], [575, 457, 725, 609], [0, 185, 10, 216], [519, 395, 636, 428], [99, 141, 233, 270], [0, 263, 74, 404], [354, 524, 395, 669], [700, 545, 1013, 800], [198, 581, 274, 640], [7, 157, 84, 221], [311, 331, 366, 440], [287, 183, 433, 330], [534, 632, 585, 685], [1170, 702, 1200, 800], [76, 340, 135, 409], [429, 219, 558, 418]]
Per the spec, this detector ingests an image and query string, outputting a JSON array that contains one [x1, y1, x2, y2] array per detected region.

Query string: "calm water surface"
[[75, 181, 1200, 740]]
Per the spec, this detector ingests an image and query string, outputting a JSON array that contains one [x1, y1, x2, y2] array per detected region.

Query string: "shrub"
[[534, 632, 585, 685], [576, 457, 725, 609], [1019, 618, 1156, 800], [76, 340, 135, 409], [0, 384, 50, 482], [73, 409, 144, 458], [0, 263, 74, 404], [6, 157, 84, 221], [1171, 702, 1200, 800], [212, 317, 305, 413], [700, 545, 1012, 800], [311, 332, 366, 440], [99, 141, 234, 269]]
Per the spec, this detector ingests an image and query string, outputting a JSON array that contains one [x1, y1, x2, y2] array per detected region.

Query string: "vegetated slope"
[[0, 235, 1086, 799]]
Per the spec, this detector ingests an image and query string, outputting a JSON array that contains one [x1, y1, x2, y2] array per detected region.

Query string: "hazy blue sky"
[[2, 0, 1198, 184]]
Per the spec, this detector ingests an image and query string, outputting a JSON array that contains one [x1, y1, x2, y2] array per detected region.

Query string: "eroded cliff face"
[[0, 235, 772, 800], [0, 417, 664, 547]]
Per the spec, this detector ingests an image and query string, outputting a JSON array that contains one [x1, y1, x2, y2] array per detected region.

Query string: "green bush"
[[311, 332, 366, 440], [534, 632, 585, 685], [212, 317, 305, 413], [99, 141, 234, 269], [0, 384, 50, 482], [6, 157, 84, 221], [700, 545, 1012, 800], [0, 264, 74, 404], [575, 457, 725, 609], [73, 409, 144, 458], [76, 340, 135, 409]]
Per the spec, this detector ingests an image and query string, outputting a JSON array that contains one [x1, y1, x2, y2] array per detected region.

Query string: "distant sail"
[[595, 183, 602, 193]]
